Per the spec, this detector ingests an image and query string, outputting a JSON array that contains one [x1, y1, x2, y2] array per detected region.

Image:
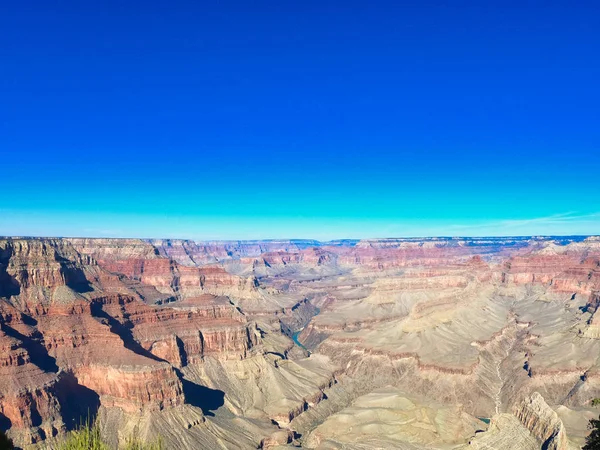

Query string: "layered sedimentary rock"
[[303, 387, 483, 449], [0, 324, 65, 445], [283, 236, 600, 448], [0, 238, 337, 448], [2, 235, 600, 449], [513, 392, 572, 450], [68, 238, 263, 303], [0, 240, 185, 444]]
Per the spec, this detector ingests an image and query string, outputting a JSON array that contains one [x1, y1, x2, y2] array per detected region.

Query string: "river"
[[291, 306, 320, 351]]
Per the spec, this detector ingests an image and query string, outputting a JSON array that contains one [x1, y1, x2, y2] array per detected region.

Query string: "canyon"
[[1, 236, 600, 449]]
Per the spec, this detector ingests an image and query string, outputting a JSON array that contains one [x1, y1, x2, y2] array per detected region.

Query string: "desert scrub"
[[584, 415, 600, 450], [58, 420, 108, 450], [123, 435, 164, 450], [58, 420, 164, 450]]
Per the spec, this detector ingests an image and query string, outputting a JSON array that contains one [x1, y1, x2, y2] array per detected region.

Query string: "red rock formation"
[[0, 238, 260, 447], [68, 238, 261, 302], [2, 235, 600, 448]]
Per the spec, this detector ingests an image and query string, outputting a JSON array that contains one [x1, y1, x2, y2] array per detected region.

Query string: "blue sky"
[[1, 1, 599, 239]]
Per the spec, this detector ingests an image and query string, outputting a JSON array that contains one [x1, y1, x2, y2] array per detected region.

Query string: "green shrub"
[[123, 435, 164, 450], [58, 420, 108, 450], [584, 415, 600, 450], [58, 420, 164, 450], [592, 398, 600, 407]]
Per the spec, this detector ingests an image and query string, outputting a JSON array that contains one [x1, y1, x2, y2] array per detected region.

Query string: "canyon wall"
[[1, 236, 599, 448]]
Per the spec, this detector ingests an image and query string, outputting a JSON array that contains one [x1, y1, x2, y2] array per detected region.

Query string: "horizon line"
[[1, 234, 598, 243]]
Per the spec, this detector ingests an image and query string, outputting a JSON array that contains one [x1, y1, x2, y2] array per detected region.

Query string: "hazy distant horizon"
[[1, 231, 598, 243]]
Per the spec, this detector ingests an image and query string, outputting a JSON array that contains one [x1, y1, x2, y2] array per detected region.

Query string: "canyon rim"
[[1, 236, 600, 449]]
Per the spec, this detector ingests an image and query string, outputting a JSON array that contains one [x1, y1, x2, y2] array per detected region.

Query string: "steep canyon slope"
[[1, 236, 599, 449]]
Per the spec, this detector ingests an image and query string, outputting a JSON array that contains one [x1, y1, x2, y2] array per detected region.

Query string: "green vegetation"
[[59, 420, 108, 450], [0, 430, 15, 450], [123, 435, 164, 450], [592, 398, 600, 407], [58, 419, 163, 450], [584, 415, 600, 450]]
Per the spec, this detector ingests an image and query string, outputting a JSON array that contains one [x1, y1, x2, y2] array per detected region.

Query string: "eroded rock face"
[[513, 392, 571, 450], [0, 239, 265, 447], [303, 387, 483, 449], [0, 238, 343, 448], [1, 235, 600, 448], [466, 413, 540, 450], [0, 324, 65, 445], [68, 238, 262, 302]]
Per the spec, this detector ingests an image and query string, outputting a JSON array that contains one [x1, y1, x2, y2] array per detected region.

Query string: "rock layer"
[[1, 236, 600, 448]]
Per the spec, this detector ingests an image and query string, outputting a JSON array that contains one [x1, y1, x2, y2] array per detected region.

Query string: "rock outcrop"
[[0, 238, 338, 448], [513, 392, 573, 450], [0, 239, 255, 445], [2, 235, 600, 448]]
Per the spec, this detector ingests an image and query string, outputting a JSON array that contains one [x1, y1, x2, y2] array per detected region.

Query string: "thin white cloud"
[[450, 212, 599, 229], [445, 212, 600, 236]]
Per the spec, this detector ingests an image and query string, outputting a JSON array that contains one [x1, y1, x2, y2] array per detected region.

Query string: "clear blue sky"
[[1, 1, 599, 239]]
